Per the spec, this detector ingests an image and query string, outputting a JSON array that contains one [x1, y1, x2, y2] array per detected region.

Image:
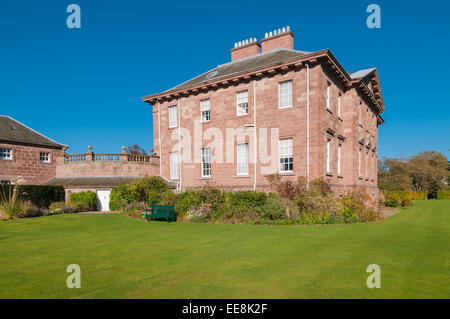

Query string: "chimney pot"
[[230, 34, 261, 61], [261, 26, 295, 52]]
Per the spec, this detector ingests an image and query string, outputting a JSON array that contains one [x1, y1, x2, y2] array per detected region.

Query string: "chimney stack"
[[230, 36, 260, 62], [260, 26, 294, 53]]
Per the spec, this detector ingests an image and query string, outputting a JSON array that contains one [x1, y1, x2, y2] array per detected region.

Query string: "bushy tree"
[[126, 144, 147, 155], [378, 151, 449, 192]]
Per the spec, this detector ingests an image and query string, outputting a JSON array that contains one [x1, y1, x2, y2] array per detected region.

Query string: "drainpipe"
[[158, 102, 162, 177], [306, 64, 310, 188], [253, 80, 257, 190], [178, 98, 182, 192]]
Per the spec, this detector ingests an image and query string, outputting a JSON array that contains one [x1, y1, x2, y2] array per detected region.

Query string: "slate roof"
[[0, 115, 66, 148], [349, 68, 376, 80], [41, 176, 143, 187], [172, 48, 311, 90]]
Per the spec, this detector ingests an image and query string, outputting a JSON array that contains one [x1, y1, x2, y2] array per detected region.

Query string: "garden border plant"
[[111, 175, 379, 226]]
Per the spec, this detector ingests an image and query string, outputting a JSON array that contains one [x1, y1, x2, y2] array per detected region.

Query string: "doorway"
[[96, 190, 111, 211]]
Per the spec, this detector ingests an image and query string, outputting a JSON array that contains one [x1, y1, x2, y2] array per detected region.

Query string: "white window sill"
[[279, 171, 295, 176], [279, 105, 293, 109]]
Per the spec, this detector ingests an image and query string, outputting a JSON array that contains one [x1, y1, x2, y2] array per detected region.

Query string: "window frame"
[[337, 143, 342, 176], [236, 143, 249, 176], [278, 80, 293, 109], [40, 152, 50, 163], [200, 99, 211, 122], [365, 149, 369, 178], [337, 92, 342, 118], [358, 147, 362, 177], [326, 138, 331, 173], [169, 151, 179, 180], [0, 148, 12, 160], [236, 90, 249, 116], [168, 105, 178, 128], [279, 138, 293, 173], [201, 147, 211, 177], [326, 81, 331, 110]]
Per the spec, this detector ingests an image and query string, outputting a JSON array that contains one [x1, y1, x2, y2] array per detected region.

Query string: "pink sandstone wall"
[[0, 142, 61, 184], [55, 156, 160, 178]]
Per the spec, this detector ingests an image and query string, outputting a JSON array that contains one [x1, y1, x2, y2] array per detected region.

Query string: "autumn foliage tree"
[[378, 151, 449, 192], [126, 144, 147, 155]]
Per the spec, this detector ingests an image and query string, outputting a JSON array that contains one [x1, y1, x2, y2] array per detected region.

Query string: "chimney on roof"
[[230, 36, 260, 62], [260, 26, 294, 53]]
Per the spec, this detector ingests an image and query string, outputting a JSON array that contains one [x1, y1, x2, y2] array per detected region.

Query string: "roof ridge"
[[169, 48, 313, 91], [217, 47, 310, 68]]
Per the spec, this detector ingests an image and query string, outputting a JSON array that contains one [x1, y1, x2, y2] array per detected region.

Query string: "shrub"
[[227, 191, 267, 210], [48, 201, 79, 214], [109, 185, 134, 211], [69, 191, 97, 211], [175, 189, 201, 216], [0, 184, 23, 219], [186, 205, 213, 223], [146, 190, 163, 207], [196, 186, 226, 210], [255, 193, 286, 220], [339, 192, 379, 222], [159, 191, 178, 206], [17, 202, 43, 218], [127, 176, 171, 203], [122, 201, 147, 220]]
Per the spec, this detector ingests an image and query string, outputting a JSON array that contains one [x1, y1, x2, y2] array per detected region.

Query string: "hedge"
[[0, 185, 65, 208], [437, 191, 450, 200], [384, 191, 413, 207]]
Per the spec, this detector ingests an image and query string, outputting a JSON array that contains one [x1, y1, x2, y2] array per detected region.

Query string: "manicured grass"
[[0, 200, 448, 298]]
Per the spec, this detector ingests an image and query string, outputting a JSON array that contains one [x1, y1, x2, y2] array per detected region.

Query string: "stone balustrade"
[[62, 146, 157, 164], [55, 146, 159, 178]]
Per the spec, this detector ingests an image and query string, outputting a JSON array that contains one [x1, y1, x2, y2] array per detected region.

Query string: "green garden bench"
[[145, 205, 175, 223]]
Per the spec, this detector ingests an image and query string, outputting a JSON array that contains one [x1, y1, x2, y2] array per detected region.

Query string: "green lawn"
[[0, 200, 448, 299]]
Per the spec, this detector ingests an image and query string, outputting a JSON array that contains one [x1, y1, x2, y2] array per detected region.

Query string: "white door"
[[97, 190, 111, 212]]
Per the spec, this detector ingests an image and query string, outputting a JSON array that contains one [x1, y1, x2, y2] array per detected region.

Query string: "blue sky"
[[0, 0, 449, 158]]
